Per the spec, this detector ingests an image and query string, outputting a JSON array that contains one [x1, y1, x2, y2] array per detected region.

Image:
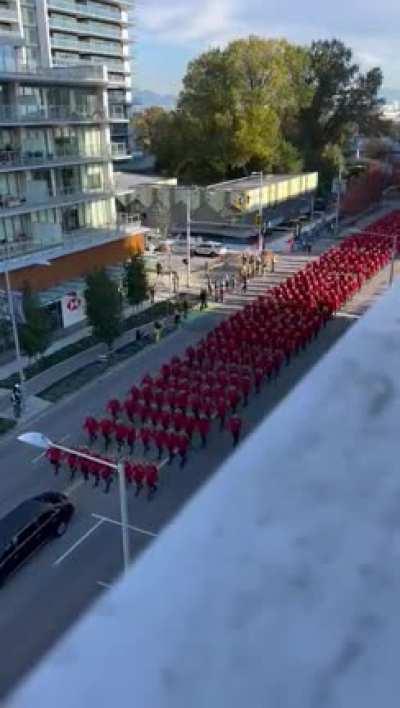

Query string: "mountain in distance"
[[134, 89, 177, 111]]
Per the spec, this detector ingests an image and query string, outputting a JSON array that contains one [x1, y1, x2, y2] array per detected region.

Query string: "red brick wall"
[[1, 233, 144, 292]]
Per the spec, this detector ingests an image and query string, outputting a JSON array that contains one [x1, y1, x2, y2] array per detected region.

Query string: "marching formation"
[[45, 212, 400, 499]]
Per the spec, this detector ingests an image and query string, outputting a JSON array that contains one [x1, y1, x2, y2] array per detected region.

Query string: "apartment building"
[[0, 18, 145, 332]]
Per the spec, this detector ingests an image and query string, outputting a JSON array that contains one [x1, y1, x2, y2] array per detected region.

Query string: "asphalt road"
[[0, 252, 391, 699]]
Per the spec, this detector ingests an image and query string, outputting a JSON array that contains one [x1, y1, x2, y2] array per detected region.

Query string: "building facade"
[[0, 16, 145, 334]]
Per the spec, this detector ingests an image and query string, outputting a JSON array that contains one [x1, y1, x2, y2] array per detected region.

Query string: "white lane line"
[[53, 519, 104, 566], [91, 513, 157, 538], [97, 581, 111, 589], [64, 478, 84, 496], [32, 433, 71, 465]]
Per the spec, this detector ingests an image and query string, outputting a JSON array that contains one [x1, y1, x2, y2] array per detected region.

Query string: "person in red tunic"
[[46, 446, 62, 475], [145, 463, 159, 500], [106, 398, 121, 421], [161, 410, 171, 431], [140, 426, 152, 454], [153, 429, 165, 460], [126, 426, 136, 455], [216, 398, 227, 430], [101, 464, 114, 494], [124, 398, 135, 423], [114, 422, 128, 453], [99, 418, 113, 450], [124, 460, 134, 485], [166, 431, 177, 464], [83, 416, 98, 444], [133, 463, 146, 497], [67, 451, 78, 480], [228, 415, 242, 446]]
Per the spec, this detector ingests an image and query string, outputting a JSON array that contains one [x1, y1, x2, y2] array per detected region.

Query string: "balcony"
[[111, 141, 128, 158], [0, 183, 114, 218], [53, 55, 129, 75], [0, 147, 110, 171], [51, 34, 123, 57], [48, 17, 122, 39], [0, 62, 107, 85], [109, 104, 127, 120], [0, 2, 18, 22], [0, 218, 144, 265], [0, 104, 107, 125], [47, 0, 127, 24]]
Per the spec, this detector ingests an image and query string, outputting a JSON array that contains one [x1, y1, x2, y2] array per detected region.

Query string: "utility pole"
[[186, 189, 191, 288]]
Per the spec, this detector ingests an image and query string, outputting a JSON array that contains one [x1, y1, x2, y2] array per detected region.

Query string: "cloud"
[[136, 0, 400, 89]]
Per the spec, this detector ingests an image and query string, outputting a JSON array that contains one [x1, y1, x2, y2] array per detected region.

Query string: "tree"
[[19, 286, 52, 360], [296, 39, 383, 185], [138, 36, 312, 183], [84, 270, 122, 351], [124, 252, 149, 307]]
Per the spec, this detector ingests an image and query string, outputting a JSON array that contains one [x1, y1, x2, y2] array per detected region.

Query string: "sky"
[[135, 0, 400, 97]]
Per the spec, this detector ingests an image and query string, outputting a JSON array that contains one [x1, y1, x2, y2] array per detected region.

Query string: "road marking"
[[92, 513, 157, 538], [31, 434, 70, 465], [64, 478, 84, 495], [53, 519, 104, 566], [97, 581, 111, 589]]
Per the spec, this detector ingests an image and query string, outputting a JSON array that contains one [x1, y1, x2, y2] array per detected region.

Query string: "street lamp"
[[251, 171, 264, 254], [18, 431, 130, 572], [1, 240, 51, 411]]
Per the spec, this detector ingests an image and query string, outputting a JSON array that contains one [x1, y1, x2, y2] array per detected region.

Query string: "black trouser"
[[179, 451, 187, 468], [157, 445, 163, 460], [135, 481, 143, 497], [104, 476, 113, 494], [168, 449, 175, 464], [103, 434, 110, 450], [219, 414, 225, 431], [92, 472, 100, 488], [233, 431, 240, 446], [69, 466, 77, 481], [147, 483, 158, 501]]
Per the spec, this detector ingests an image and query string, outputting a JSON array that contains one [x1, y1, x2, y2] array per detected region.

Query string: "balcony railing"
[[48, 17, 122, 38], [0, 183, 114, 216], [111, 141, 128, 157], [0, 62, 107, 83], [48, 0, 124, 22], [51, 35, 123, 56], [0, 4, 18, 21], [0, 147, 110, 169], [109, 104, 127, 119], [0, 104, 106, 123]]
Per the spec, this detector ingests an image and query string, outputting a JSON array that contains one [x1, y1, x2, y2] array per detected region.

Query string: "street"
[[0, 240, 395, 699]]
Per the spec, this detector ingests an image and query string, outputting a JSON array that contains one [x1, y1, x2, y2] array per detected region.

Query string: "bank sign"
[[61, 290, 86, 328]]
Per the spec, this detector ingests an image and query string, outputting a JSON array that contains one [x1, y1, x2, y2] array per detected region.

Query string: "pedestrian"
[[219, 282, 224, 302], [230, 273, 236, 290], [83, 416, 98, 444], [133, 463, 146, 497], [126, 426, 136, 455], [149, 286, 155, 304], [101, 465, 114, 494], [154, 321, 162, 343], [99, 418, 113, 451], [197, 417, 210, 448], [200, 288, 207, 310], [177, 434, 189, 468], [228, 415, 242, 446], [115, 422, 128, 453], [145, 463, 159, 501], [90, 460, 100, 488], [140, 426, 152, 454], [79, 454, 90, 482], [242, 274, 247, 292], [216, 398, 227, 431], [46, 446, 62, 476], [106, 398, 121, 422]]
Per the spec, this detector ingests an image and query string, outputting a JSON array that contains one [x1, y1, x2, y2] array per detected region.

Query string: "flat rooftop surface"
[[208, 173, 314, 191]]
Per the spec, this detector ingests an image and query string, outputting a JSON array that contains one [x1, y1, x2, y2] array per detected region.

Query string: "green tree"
[[124, 252, 149, 307], [19, 286, 52, 360], [84, 269, 122, 351], [139, 36, 312, 183], [297, 39, 383, 184]]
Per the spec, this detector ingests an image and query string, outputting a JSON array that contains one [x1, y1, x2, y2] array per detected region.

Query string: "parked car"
[[194, 241, 227, 257], [0, 491, 75, 585]]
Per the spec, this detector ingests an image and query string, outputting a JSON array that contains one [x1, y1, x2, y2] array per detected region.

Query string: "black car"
[[0, 492, 74, 585]]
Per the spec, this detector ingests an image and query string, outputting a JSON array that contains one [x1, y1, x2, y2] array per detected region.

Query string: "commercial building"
[[0, 14, 146, 333], [118, 172, 319, 239]]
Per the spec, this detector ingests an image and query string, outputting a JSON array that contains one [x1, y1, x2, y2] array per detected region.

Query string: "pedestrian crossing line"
[[64, 478, 84, 496], [91, 513, 157, 538], [53, 518, 104, 566]]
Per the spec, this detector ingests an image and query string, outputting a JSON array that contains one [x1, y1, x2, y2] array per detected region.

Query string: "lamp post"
[[186, 190, 191, 288], [18, 432, 130, 572], [251, 171, 264, 254], [1, 240, 25, 405], [335, 166, 343, 235]]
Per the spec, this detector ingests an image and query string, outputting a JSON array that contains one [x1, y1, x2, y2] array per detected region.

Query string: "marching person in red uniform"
[[197, 417, 210, 447], [46, 446, 62, 475], [99, 418, 113, 450], [114, 422, 128, 453], [101, 464, 114, 494], [145, 463, 159, 500], [166, 431, 176, 465], [124, 398, 135, 423], [133, 463, 146, 497], [106, 398, 121, 421], [126, 426, 136, 455], [161, 410, 171, 431], [177, 434, 189, 467], [67, 450, 78, 480], [140, 426, 152, 454], [228, 415, 242, 446], [83, 416, 98, 444], [184, 415, 196, 443], [153, 428, 165, 460], [216, 398, 227, 430]]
